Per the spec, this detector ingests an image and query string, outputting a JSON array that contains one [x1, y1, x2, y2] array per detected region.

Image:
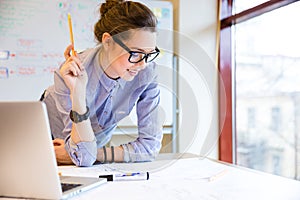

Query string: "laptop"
[[0, 101, 106, 199]]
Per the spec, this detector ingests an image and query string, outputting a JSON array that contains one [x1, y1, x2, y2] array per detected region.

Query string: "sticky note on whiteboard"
[[0, 50, 9, 60]]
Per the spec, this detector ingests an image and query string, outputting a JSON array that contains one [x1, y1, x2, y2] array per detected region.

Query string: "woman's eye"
[[131, 52, 140, 58]]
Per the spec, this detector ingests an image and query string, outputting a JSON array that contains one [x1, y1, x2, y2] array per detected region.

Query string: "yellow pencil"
[[209, 169, 228, 182], [67, 13, 75, 56]]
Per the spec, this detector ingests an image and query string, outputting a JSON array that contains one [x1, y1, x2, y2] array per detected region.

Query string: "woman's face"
[[104, 30, 157, 81]]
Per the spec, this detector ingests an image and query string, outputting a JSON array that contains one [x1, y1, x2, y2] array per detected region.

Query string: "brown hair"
[[94, 0, 157, 43]]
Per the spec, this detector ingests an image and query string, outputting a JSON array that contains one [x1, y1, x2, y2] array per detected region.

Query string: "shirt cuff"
[[121, 144, 135, 162], [65, 134, 97, 167]]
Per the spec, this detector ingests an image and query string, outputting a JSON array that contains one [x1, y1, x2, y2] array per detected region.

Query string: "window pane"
[[235, 2, 300, 180], [234, 0, 269, 14]]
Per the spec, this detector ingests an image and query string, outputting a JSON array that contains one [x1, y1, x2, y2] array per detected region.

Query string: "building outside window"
[[220, 0, 300, 180]]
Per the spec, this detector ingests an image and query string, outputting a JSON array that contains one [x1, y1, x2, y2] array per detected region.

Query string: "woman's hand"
[[53, 138, 73, 165], [59, 44, 88, 98]]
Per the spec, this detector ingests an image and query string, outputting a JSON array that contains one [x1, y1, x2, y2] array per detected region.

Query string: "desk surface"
[[2, 153, 300, 200]]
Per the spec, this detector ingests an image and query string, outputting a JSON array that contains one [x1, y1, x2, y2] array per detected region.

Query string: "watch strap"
[[69, 106, 90, 123]]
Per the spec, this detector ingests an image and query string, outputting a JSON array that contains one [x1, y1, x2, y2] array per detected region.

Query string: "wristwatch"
[[69, 106, 90, 123]]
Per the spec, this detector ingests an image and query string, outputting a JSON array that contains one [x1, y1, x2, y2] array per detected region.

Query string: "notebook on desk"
[[0, 101, 106, 199]]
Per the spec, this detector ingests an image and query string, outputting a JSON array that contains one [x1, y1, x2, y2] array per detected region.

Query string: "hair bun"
[[100, 0, 125, 17]]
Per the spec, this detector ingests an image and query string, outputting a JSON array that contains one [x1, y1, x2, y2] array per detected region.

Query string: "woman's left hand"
[[53, 138, 73, 165]]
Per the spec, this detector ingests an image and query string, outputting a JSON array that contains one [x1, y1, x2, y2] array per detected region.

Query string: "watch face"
[[69, 107, 90, 123], [70, 111, 77, 122]]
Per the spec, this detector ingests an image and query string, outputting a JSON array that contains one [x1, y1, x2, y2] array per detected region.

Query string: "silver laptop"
[[0, 101, 106, 199]]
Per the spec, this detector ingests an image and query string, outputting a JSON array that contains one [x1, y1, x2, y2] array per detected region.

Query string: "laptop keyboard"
[[61, 183, 82, 192]]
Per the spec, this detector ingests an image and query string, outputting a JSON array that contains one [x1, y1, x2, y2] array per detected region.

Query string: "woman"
[[42, 0, 163, 166]]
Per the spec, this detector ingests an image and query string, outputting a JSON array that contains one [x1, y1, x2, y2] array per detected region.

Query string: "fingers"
[[60, 55, 84, 78], [65, 61, 81, 77], [63, 44, 84, 73], [53, 138, 64, 143], [64, 44, 73, 60], [53, 138, 64, 146], [68, 55, 84, 71]]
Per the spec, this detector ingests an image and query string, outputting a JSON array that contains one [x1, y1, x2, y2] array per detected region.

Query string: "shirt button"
[[104, 111, 107, 114]]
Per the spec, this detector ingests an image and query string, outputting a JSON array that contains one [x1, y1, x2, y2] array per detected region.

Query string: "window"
[[272, 154, 282, 175], [247, 107, 256, 129], [234, 0, 269, 13], [219, 0, 300, 180], [270, 107, 281, 132]]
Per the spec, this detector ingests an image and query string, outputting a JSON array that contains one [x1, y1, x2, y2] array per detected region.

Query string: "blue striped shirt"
[[43, 46, 163, 166]]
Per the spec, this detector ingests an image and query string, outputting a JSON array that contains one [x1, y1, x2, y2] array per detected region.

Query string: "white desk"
[[2, 154, 300, 200], [61, 153, 300, 200]]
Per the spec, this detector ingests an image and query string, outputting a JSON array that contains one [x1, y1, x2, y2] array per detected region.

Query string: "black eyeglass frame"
[[112, 36, 160, 64]]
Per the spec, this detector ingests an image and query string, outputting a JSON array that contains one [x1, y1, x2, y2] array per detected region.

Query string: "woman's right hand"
[[59, 44, 88, 97]]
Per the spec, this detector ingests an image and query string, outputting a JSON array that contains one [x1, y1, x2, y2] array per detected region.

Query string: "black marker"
[[99, 172, 149, 181]]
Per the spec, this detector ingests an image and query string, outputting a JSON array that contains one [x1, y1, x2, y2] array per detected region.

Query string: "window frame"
[[218, 0, 299, 163]]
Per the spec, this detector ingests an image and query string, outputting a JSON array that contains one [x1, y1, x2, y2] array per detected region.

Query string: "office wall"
[[175, 0, 219, 158], [0, 0, 219, 157]]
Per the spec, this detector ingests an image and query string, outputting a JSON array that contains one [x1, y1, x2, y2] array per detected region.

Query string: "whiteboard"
[[0, 0, 174, 125]]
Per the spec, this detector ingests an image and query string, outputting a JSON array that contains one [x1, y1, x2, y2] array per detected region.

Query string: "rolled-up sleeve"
[[53, 68, 97, 167], [64, 134, 97, 167], [122, 79, 163, 162]]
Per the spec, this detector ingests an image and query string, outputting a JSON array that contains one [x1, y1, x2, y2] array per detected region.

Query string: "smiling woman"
[[112, 35, 160, 64], [99, 29, 158, 81], [41, 0, 164, 167]]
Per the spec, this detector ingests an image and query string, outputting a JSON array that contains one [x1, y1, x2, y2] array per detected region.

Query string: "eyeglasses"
[[112, 36, 160, 64]]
